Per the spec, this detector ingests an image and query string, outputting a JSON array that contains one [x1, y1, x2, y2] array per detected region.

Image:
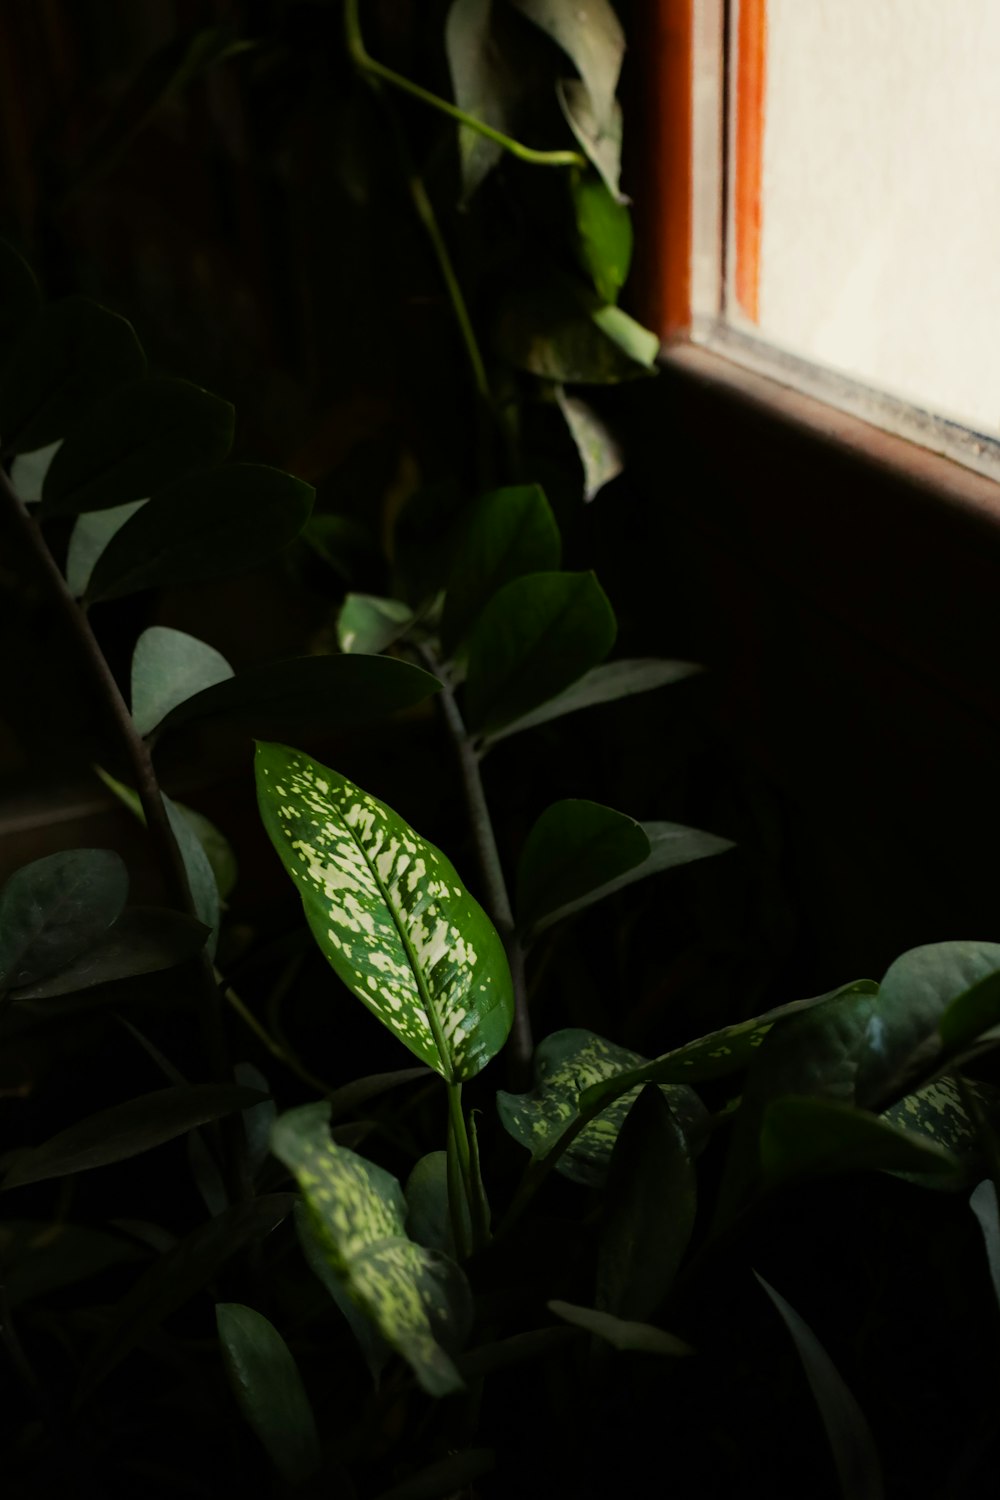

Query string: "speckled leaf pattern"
[[255, 743, 513, 1082], [496, 1029, 707, 1186], [881, 1076, 1000, 1182], [272, 1104, 470, 1397]]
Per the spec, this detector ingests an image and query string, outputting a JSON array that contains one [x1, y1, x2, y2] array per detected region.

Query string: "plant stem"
[[447, 1082, 474, 1259], [419, 648, 532, 1087], [224, 984, 331, 1096], [406, 170, 491, 404], [343, 0, 587, 172]]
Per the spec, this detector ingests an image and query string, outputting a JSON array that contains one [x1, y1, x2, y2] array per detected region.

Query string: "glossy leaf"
[[485, 657, 701, 742], [464, 571, 616, 734], [41, 377, 234, 515], [66, 500, 145, 596], [855, 941, 1000, 1107], [496, 1028, 707, 1186], [555, 386, 623, 503], [406, 1151, 469, 1258], [0, 297, 146, 454], [0, 848, 129, 990], [2, 1084, 263, 1190], [256, 742, 513, 1082], [295, 1200, 391, 1383], [337, 593, 414, 655], [10, 440, 61, 503], [152, 653, 441, 739], [558, 77, 623, 199], [755, 1274, 884, 1500], [79, 1194, 295, 1396], [516, 799, 649, 935], [441, 483, 561, 655], [173, 804, 238, 901], [86, 463, 314, 602], [528, 820, 734, 936], [572, 172, 632, 303], [548, 1301, 691, 1357], [272, 1103, 470, 1396], [131, 626, 234, 737], [445, 0, 516, 198], [164, 795, 220, 955], [970, 1180, 1000, 1313], [8, 907, 209, 1000], [216, 1303, 321, 1486], [511, 0, 624, 131], [598, 1085, 696, 1320], [759, 1096, 960, 1189]]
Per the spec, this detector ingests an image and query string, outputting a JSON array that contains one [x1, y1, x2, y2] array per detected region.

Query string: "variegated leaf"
[[880, 1075, 1000, 1186], [496, 1029, 707, 1186], [255, 742, 513, 1082], [272, 1104, 471, 1397]]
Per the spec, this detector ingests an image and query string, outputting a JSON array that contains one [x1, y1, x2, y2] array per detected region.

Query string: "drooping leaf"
[[163, 795, 221, 955], [256, 743, 513, 1082], [85, 463, 314, 602], [555, 385, 623, 503], [970, 1180, 1000, 1313], [79, 1194, 295, 1396], [464, 571, 616, 734], [373, 1449, 495, 1500], [485, 657, 701, 742], [855, 941, 1000, 1108], [0, 297, 146, 455], [8, 907, 209, 1000], [759, 1096, 960, 1190], [66, 501, 146, 596], [337, 594, 415, 655], [172, 804, 238, 901], [496, 1028, 706, 1186], [40, 377, 234, 515], [10, 440, 62, 503], [150, 653, 441, 740], [406, 1151, 470, 1258], [295, 1200, 391, 1383], [558, 77, 623, 199], [516, 799, 649, 935], [755, 1274, 884, 1500], [441, 484, 561, 655], [598, 1085, 696, 1320], [511, 0, 624, 132], [2, 1084, 264, 1190], [272, 1103, 471, 1396], [216, 1303, 322, 1486], [528, 820, 734, 936], [131, 626, 234, 737], [547, 1301, 691, 1357], [591, 304, 660, 368], [0, 848, 129, 990], [445, 0, 514, 198], [571, 171, 633, 303], [494, 274, 658, 383]]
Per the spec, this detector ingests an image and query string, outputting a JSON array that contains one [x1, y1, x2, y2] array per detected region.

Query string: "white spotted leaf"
[[255, 742, 514, 1082], [272, 1103, 471, 1397]]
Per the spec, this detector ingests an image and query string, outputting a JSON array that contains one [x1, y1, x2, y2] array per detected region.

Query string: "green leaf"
[[445, 0, 515, 199], [511, 0, 624, 133], [759, 1096, 960, 1190], [591, 305, 660, 368], [216, 1303, 321, 1486], [855, 941, 1000, 1107], [406, 1151, 470, 1258], [516, 799, 649, 935], [1, 1220, 142, 1308], [131, 626, 234, 737], [10, 440, 62, 503], [881, 1076, 1000, 1166], [970, 1180, 1000, 1313], [464, 571, 616, 734], [328, 1065, 432, 1122], [163, 795, 221, 955], [8, 907, 209, 1000], [547, 1301, 691, 1357], [0, 848, 129, 990], [302, 512, 379, 583], [256, 743, 513, 1082], [528, 820, 734, 937], [571, 171, 633, 303], [0, 297, 146, 454], [755, 1274, 884, 1500], [172, 805, 238, 902], [392, 481, 466, 606], [40, 377, 234, 515], [2, 1084, 263, 1190], [272, 1103, 471, 1397], [598, 1085, 696, 1320], [373, 1449, 495, 1500], [295, 1200, 391, 1383], [558, 77, 623, 199], [555, 386, 623, 503], [484, 657, 701, 742], [151, 653, 441, 740], [494, 274, 659, 383], [66, 501, 146, 597], [441, 483, 561, 655], [337, 594, 415, 655], [496, 1028, 707, 1186], [85, 463, 314, 602], [79, 1194, 295, 1397]]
